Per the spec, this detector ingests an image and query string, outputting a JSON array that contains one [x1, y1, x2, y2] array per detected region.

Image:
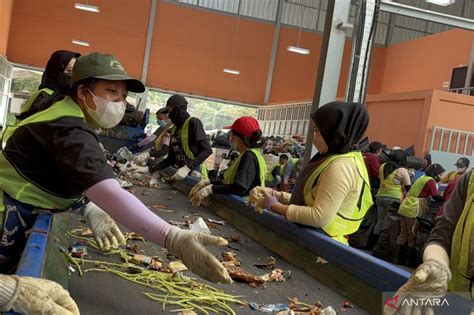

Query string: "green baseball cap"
[[71, 52, 145, 93]]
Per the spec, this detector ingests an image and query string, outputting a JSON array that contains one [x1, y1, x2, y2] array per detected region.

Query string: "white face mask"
[[457, 167, 467, 173], [85, 89, 126, 128]]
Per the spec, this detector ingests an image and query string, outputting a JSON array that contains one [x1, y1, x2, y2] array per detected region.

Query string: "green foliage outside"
[[11, 73, 41, 94], [147, 90, 257, 131]]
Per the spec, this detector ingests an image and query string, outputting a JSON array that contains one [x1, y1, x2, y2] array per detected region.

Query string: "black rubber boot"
[[393, 244, 407, 265]]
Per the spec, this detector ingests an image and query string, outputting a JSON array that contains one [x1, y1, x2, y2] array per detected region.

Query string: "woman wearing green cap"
[[0, 52, 231, 314]]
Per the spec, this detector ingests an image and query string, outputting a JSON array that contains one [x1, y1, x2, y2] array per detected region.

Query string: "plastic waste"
[[190, 217, 211, 234]]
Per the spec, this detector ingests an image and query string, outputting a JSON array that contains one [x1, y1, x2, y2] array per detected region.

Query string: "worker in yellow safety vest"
[[394, 163, 445, 267], [265, 154, 288, 188], [440, 157, 470, 184], [250, 101, 373, 244], [189, 116, 267, 207], [16, 50, 80, 123], [280, 154, 300, 192], [145, 94, 212, 181], [385, 170, 474, 314], [131, 107, 174, 165], [0, 52, 230, 314]]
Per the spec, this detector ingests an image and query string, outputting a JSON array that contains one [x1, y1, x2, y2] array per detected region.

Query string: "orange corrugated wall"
[[0, 0, 13, 56], [4, 1, 473, 105]]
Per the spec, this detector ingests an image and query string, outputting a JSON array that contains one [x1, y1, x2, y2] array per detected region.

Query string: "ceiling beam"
[[380, 0, 473, 31]]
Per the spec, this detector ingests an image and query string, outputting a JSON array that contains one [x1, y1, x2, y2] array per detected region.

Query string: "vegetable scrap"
[[254, 256, 276, 270], [168, 261, 188, 272], [65, 230, 244, 314], [206, 218, 226, 225], [221, 252, 290, 287]]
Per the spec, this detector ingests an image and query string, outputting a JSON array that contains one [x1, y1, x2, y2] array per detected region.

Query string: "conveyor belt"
[[68, 183, 368, 314]]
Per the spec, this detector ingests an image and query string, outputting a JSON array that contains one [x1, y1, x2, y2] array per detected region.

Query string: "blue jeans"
[[0, 193, 39, 273]]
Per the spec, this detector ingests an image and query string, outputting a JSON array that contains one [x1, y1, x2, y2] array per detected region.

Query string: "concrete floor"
[[69, 181, 369, 315]]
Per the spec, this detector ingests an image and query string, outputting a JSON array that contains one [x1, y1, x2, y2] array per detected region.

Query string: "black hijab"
[[39, 50, 81, 91], [310, 101, 369, 155], [383, 149, 407, 179], [16, 50, 80, 120]]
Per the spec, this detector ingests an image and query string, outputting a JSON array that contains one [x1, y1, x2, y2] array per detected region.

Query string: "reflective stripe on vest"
[[223, 148, 267, 187], [303, 151, 374, 244], [0, 96, 84, 211], [377, 163, 403, 200], [179, 117, 208, 180], [449, 171, 474, 293], [398, 175, 432, 218]]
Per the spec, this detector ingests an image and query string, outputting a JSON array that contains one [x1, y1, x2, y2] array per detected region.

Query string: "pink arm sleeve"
[[85, 178, 172, 247]]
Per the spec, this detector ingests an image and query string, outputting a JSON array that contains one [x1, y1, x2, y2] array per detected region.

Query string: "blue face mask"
[[230, 142, 237, 150], [156, 119, 166, 127]]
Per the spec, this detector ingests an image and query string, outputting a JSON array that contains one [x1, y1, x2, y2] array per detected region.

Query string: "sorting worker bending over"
[[440, 157, 470, 184], [146, 94, 212, 180], [374, 149, 411, 236], [14, 49, 124, 253], [250, 101, 373, 244], [395, 163, 445, 267], [16, 50, 80, 122], [132, 107, 173, 165], [280, 154, 300, 192], [0, 52, 231, 313], [265, 154, 287, 188], [189, 116, 267, 207], [385, 170, 474, 314]]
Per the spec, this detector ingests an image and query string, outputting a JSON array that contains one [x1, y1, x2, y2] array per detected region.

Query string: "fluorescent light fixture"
[[72, 39, 90, 47], [74, 3, 100, 13], [425, 0, 455, 6], [287, 46, 310, 55], [223, 68, 240, 75]]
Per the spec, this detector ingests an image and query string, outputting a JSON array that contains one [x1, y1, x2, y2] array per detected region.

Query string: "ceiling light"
[[287, 46, 310, 55], [74, 3, 100, 13], [72, 39, 90, 47], [425, 0, 455, 6], [223, 68, 240, 75]]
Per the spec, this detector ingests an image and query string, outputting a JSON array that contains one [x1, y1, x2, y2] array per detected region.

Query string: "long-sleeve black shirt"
[[150, 117, 211, 172], [211, 150, 261, 196]]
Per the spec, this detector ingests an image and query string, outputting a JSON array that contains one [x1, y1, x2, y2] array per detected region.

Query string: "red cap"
[[224, 116, 260, 137]]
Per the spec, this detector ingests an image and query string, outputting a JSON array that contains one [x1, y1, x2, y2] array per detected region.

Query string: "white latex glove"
[[384, 258, 451, 315], [165, 226, 232, 284], [127, 164, 150, 174], [83, 202, 126, 251], [170, 165, 191, 181], [189, 179, 211, 198], [131, 151, 150, 165], [190, 185, 213, 207], [0, 275, 80, 315]]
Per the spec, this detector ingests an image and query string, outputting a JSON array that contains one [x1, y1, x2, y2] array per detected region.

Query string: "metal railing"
[[430, 126, 474, 155], [449, 87, 474, 96]]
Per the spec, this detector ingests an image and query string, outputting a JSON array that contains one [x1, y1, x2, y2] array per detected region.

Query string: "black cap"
[[369, 141, 386, 153], [425, 163, 445, 178], [455, 157, 470, 168], [161, 94, 188, 114]]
